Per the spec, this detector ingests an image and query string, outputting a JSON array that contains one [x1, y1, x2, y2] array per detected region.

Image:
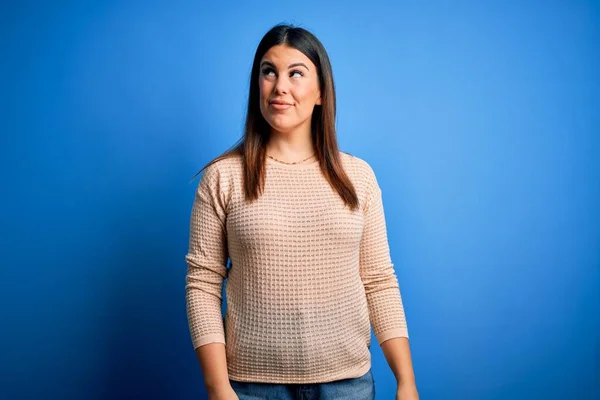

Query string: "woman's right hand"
[[208, 385, 239, 400]]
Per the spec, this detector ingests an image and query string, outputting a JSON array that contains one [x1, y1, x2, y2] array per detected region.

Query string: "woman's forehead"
[[261, 45, 314, 68]]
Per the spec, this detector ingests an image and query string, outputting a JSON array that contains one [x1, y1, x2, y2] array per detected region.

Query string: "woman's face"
[[258, 44, 322, 136]]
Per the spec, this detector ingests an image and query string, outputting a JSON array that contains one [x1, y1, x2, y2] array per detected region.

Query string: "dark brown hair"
[[193, 23, 359, 210]]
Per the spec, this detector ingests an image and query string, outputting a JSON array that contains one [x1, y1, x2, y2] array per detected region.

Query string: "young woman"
[[185, 23, 419, 400]]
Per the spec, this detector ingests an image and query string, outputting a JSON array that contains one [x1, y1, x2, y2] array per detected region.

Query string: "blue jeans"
[[229, 369, 375, 400]]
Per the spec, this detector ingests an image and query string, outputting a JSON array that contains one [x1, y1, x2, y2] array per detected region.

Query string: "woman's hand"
[[396, 381, 419, 400], [208, 385, 239, 400]]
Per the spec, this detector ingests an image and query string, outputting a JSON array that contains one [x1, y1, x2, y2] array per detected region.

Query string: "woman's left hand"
[[396, 381, 419, 400]]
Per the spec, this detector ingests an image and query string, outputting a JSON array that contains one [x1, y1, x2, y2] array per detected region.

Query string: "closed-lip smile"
[[269, 99, 293, 111], [269, 99, 293, 105]]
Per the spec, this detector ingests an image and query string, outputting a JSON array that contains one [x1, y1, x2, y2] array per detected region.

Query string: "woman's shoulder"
[[202, 153, 243, 177], [339, 151, 377, 181], [196, 153, 243, 195]]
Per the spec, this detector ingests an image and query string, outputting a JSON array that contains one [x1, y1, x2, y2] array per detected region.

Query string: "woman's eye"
[[261, 68, 275, 76], [261, 68, 303, 78]]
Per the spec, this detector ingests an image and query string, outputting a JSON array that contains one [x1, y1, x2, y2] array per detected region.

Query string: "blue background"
[[1, 1, 598, 399]]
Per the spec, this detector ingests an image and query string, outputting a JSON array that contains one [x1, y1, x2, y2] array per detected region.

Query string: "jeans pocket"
[[319, 369, 375, 400]]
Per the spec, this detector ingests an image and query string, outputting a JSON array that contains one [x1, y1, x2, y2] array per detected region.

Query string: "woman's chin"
[[266, 121, 296, 134]]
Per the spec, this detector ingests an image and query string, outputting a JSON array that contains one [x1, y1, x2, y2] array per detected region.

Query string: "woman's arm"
[[381, 337, 419, 399], [185, 163, 236, 398], [381, 337, 417, 385], [195, 343, 234, 395], [358, 161, 419, 398]]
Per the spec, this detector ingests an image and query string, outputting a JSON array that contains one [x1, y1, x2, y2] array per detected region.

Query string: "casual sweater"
[[185, 151, 409, 384]]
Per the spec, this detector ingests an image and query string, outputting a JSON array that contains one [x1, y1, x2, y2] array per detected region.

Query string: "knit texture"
[[185, 151, 408, 384]]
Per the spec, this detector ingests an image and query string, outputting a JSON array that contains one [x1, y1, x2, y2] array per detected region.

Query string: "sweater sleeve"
[[359, 164, 409, 345], [185, 162, 230, 350]]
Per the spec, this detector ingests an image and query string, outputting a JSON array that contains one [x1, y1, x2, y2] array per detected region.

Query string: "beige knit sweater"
[[185, 151, 408, 384]]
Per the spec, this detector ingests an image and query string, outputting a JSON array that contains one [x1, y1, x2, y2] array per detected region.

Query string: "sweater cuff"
[[193, 333, 226, 350], [377, 327, 409, 345]]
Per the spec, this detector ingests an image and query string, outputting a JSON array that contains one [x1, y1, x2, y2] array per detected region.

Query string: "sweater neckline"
[[266, 156, 320, 170]]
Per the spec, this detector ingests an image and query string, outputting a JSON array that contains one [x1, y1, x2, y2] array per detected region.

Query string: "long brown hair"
[[193, 23, 359, 210]]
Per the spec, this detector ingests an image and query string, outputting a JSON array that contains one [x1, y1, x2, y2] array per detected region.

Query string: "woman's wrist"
[[207, 381, 233, 394]]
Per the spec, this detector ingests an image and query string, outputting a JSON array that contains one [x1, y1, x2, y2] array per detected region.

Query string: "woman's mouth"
[[269, 101, 293, 110]]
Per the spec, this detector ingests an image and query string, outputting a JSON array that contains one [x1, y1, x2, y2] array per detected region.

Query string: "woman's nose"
[[274, 77, 289, 94]]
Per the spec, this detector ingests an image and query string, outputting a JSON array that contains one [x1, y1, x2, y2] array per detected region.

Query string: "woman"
[[185, 23, 419, 400]]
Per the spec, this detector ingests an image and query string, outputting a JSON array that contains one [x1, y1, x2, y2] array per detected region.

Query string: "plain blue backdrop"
[[1, 1, 598, 399]]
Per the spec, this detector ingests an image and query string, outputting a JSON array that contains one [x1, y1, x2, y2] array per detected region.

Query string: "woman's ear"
[[316, 91, 322, 105]]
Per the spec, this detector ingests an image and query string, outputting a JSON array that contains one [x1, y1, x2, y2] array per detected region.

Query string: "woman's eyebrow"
[[260, 60, 309, 70]]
